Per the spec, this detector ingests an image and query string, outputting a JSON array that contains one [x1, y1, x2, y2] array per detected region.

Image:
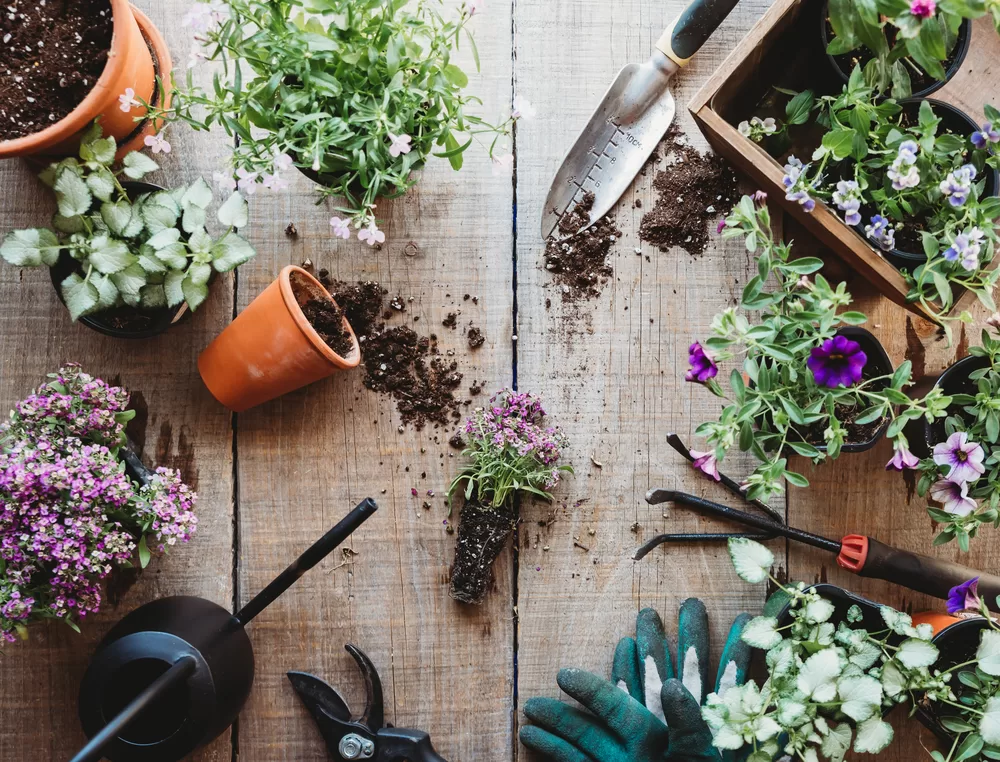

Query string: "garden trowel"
[[541, 0, 740, 240]]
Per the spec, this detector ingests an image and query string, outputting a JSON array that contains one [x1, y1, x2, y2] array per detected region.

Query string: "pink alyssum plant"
[[0, 365, 197, 642]]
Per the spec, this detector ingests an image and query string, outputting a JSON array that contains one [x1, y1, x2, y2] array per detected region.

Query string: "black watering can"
[[69, 497, 378, 762]]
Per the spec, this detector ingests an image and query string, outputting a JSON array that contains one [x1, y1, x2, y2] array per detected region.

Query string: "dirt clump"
[[544, 192, 621, 301], [639, 126, 739, 257], [0, 0, 114, 141], [467, 327, 485, 349]]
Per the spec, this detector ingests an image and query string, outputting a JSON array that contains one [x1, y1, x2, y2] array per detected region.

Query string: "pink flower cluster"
[[0, 366, 197, 641], [466, 390, 567, 475]]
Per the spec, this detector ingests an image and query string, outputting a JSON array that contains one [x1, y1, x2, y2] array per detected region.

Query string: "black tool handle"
[[378, 727, 448, 762], [854, 537, 1000, 613], [658, 0, 740, 64]]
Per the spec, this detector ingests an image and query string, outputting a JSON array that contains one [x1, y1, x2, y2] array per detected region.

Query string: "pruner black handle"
[[841, 536, 1000, 613], [378, 727, 448, 762], [657, 0, 740, 65]]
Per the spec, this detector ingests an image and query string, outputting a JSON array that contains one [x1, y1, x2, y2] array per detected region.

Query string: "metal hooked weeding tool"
[[289, 645, 448, 762]]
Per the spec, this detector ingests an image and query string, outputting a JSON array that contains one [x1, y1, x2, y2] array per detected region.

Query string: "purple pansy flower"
[[930, 478, 978, 516], [947, 577, 982, 615], [886, 441, 920, 471], [933, 431, 985, 484], [943, 227, 985, 272], [686, 342, 718, 384], [690, 450, 721, 481], [832, 180, 862, 226], [972, 123, 1000, 150], [782, 157, 816, 212], [939, 164, 977, 207], [807, 335, 867, 388], [864, 215, 896, 251]]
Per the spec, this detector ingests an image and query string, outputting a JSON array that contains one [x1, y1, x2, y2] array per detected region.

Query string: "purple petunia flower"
[[686, 342, 718, 384], [886, 441, 920, 471], [807, 335, 867, 388], [690, 450, 721, 481], [972, 123, 1000, 150], [933, 431, 985, 484], [930, 478, 978, 516], [947, 577, 981, 615], [910, 0, 936, 18]]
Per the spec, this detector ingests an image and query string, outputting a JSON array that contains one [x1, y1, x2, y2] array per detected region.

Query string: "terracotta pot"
[[0, 2, 171, 161], [198, 266, 361, 412]]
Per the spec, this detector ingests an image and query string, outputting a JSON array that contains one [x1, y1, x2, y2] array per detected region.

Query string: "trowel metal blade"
[[541, 57, 676, 241]]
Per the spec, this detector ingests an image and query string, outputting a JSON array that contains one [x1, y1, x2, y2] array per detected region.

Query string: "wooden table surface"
[[1, 1, 998, 760]]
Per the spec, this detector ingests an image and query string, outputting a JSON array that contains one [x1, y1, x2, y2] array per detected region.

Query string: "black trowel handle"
[[657, 0, 740, 65]]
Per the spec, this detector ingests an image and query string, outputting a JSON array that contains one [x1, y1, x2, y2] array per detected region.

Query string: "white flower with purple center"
[[864, 214, 896, 251], [939, 164, 978, 207], [933, 431, 985, 484], [832, 180, 862, 226], [930, 478, 978, 516], [887, 141, 920, 190], [972, 123, 1000, 150], [943, 227, 985, 272], [738, 117, 778, 142]]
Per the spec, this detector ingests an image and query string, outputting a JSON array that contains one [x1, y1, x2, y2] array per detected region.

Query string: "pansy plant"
[[689, 194, 950, 502], [703, 538, 949, 761], [0, 124, 254, 321], [150, 0, 528, 244], [769, 72, 1000, 336], [915, 323, 1000, 550]]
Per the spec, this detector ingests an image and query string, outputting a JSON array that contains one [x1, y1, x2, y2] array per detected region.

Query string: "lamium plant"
[[689, 194, 950, 502], [0, 125, 254, 322], [448, 390, 571, 605], [757, 73, 1000, 333], [153, 0, 524, 245], [704, 538, 952, 761], [0, 365, 197, 642]]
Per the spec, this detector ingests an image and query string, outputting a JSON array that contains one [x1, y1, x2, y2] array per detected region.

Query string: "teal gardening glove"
[[520, 594, 789, 762]]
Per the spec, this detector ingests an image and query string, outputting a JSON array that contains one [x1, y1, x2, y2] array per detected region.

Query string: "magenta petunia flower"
[[886, 441, 920, 471], [930, 478, 977, 516], [686, 342, 718, 384], [807, 335, 867, 388], [909, 0, 936, 18], [947, 577, 981, 614], [690, 450, 721, 481], [933, 431, 985, 484]]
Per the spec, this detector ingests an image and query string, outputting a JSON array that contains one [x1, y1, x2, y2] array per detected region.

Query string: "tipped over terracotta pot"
[[198, 266, 361, 412], [0, 1, 171, 160]]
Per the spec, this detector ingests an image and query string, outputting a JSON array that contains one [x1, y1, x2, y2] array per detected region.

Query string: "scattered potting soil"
[[544, 192, 621, 300], [0, 0, 114, 141], [442, 312, 457, 329], [301, 298, 354, 358], [639, 126, 739, 256], [467, 327, 485, 349], [327, 279, 386, 339]]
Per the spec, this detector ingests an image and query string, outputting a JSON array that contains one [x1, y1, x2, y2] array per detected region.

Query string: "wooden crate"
[[689, 0, 1000, 322]]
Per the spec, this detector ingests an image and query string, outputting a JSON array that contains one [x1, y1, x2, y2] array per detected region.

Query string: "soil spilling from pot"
[[291, 272, 355, 358], [450, 498, 516, 605], [543, 191, 621, 301], [639, 126, 739, 256], [0, 0, 114, 141], [326, 276, 467, 430]]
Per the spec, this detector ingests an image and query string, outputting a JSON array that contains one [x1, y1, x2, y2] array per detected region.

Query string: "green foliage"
[[0, 125, 255, 321], [694, 196, 949, 502], [157, 0, 512, 227], [826, 0, 983, 97]]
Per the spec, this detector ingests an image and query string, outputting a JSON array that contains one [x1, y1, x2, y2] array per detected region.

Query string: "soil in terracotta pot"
[[543, 191, 620, 301], [290, 271, 355, 358], [450, 498, 516, 605], [640, 126, 739, 257], [0, 0, 114, 141]]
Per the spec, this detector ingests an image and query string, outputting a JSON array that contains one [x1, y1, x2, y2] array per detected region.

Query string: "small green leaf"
[[181, 275, 209, 311], [101, 201, 133, 235], [138, 535, 151, 568], [61, 273, 100, 321], [0, 228, 59, 267], [854, 717, 893, 754], [217, 192, 249, 228], [211, 235, 256, 272], [181, 177, 214, 210], [123, 151, 160, 180], [164, 270, 186, 307], [742, 616, 782, 649], [54, 170, 92, 217], [88, 236, 134, 274], [727, 537, 774, 584], [978, 629, 1000, 676]]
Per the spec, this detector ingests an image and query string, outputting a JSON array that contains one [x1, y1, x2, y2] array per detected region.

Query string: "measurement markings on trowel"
[[555, 124, 627, 229]]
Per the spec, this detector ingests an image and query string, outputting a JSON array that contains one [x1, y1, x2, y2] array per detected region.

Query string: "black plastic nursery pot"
[[855, 99, 1000, 273], [50, 181, 193, 340], [819, 1, 972, 101], [904, 354, 987, 459], [776, 582, 888, 633]]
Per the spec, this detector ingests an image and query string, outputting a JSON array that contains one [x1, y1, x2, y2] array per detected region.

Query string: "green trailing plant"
[[770, 72, 1000, 334], [688, 194, 950, 502], [825, 0, 981, 98], [0, 125, 254, 321], [155, 0, 521, 242], [703, 538, 951, 761]]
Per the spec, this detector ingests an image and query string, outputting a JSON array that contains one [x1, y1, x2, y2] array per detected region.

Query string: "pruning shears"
[[288, 645, 448, 762]]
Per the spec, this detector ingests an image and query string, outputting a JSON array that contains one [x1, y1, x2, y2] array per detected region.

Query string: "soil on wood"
[[639, 126, 739, 256], [467, 326, 485, 349], [0, 0, 114, 141], [544, 191, 621, 300], [449, 498, 516, 605]]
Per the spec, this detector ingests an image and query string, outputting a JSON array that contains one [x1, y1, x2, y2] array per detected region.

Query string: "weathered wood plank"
[[0, 2, 235, 759], [231, 1, 516, 759], [513, 1, 779, 759]]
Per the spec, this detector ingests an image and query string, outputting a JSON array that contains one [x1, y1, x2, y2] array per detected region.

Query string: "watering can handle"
[[69, 655, 197, 762]]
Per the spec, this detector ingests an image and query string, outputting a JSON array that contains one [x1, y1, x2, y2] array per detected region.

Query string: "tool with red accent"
[[638, 489, 1000, 613]]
